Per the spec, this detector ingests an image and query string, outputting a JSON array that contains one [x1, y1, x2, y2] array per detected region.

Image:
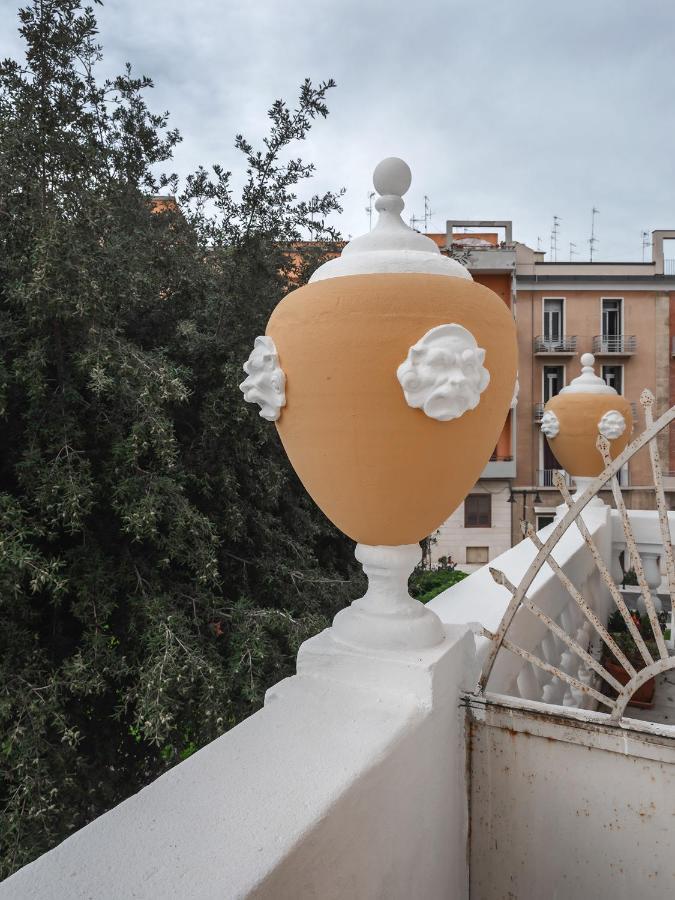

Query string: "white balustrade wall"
[[2, 506, 671, 899], [428, 503, 615, 707]]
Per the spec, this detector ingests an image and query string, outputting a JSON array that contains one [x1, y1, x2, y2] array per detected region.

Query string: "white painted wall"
[[431, 479, 512, 572]]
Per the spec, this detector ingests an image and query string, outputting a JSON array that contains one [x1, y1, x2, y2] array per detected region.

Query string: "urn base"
[[331, 544, 445, 652]]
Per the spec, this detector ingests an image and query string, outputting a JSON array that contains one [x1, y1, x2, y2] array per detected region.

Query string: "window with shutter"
[[464, 494, 491, 528]]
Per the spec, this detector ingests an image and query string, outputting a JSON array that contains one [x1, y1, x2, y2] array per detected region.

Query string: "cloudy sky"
[[2, 0, 675, 259]]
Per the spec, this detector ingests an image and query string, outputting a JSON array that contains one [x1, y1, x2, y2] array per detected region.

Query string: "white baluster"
[[638, 546, 663, 615], [517, 663, 542, 701]]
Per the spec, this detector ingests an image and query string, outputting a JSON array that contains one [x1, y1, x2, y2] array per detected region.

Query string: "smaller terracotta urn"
[[541, 352, 632, 500]]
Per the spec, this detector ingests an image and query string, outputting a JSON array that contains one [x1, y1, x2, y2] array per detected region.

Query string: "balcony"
[[537, 468, 572, 487], [592, 334, 637, 355], [482, 454, 516, 479], [533, 335, 577, 355]]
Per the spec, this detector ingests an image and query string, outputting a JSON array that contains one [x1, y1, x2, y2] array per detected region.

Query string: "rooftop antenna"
[[550, 215, 560, 262], [410, 194, 432, 232], [569, 241, 577, 261], [641, 230, 651, 262], [537, 235, 543, 252], [589, 206, 599, 261], [423, 195, 432, 231], [365, 191, 375, 231]]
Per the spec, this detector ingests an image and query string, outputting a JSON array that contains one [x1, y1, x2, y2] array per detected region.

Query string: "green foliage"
[[605, 608, 669, 665], [606, 629, 659, 666], [409, 568, 468, 604], [622, 568, 638, 586], [0, 0, 358, 875]]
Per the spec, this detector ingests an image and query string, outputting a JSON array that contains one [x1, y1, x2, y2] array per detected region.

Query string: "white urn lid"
[[310, 157, 472, 283], [559, 353, 616, 395]]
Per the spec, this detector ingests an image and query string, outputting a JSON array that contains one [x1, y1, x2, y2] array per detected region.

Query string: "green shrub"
[[409, 569, 468, 604], [622, 568, 638, 585], [0, 0, 352, 875], [605, 608, 669, 665]]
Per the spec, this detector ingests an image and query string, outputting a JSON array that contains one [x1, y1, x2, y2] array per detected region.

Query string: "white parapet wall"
[[0, 623, 478, 900], [4, 504, 672, 898]]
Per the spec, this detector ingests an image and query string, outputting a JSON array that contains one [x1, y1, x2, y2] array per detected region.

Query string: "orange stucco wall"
[[516, 289, 661, 486], [474, 272, 513, 458]]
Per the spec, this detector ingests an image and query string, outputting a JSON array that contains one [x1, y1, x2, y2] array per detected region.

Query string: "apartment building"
[[430, 225, 675, 571], [427, 223, 517, 570]]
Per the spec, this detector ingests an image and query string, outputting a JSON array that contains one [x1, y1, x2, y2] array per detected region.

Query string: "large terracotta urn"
[[240, 158, 518, 649], [542, 352, 632, 497]]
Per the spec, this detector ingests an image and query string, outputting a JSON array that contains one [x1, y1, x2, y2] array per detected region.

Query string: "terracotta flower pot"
[[603, 658, 656, 709]]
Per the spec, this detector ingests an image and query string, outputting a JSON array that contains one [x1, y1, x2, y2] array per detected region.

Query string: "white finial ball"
[[373, 157, 412, 197], [580, 353, 595, 368]]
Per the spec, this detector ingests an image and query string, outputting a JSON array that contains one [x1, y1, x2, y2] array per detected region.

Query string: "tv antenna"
[[537, 236, 543, 252], [569, 241, 577, 261], [410, 195, 432, 232], [641, 230, 651, 262], [589, 207, 599, 261], [365, 191, 376, 231], [550, 215, 561, 262]]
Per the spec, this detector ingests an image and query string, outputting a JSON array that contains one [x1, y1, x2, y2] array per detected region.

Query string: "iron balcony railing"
[[533, 335, 577, 354], [534, 402, 545, 423], [537, 468, 572, 487], [630, 401, 638, 424], [664, 258, 675, 275], [592, 335, 637, 355]]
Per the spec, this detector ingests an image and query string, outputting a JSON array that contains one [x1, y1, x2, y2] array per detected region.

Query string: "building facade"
[[430, 225, 675, 571]]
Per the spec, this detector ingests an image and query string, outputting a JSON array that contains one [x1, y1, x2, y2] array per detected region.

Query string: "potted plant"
[[602, 609, 668, 709]]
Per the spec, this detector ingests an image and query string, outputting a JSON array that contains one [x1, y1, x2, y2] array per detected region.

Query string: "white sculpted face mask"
[[540, 410, 560, 439], [598, 409, 627, 440], [397, 323, 490, 422], [239, 336, 286, 422]]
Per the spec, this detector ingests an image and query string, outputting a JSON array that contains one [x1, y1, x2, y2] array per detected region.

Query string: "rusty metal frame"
[[478, 396, 675, 725]]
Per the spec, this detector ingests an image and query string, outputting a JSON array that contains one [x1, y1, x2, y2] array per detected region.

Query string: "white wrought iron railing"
[[592, 334, 637, 354], [537, 468, 571, 487], [478, 390, 675, 724], [533, 335, 577, 354]]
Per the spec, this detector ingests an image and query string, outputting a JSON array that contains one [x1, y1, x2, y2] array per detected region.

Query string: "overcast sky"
[[2, 0, 675, 260]]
